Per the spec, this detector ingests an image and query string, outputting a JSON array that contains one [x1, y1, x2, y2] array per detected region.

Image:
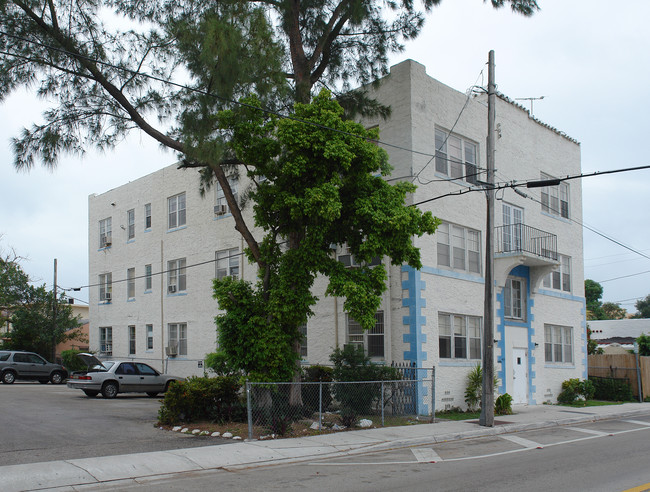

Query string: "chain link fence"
[[245, 368, 435, 440]]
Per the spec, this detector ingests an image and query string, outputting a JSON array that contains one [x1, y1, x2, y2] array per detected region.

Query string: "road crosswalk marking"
[[500, 434, 543, 449], [623, 420, 650, 427], [565, 426, 611, 437], [411, 447, 442, 462]]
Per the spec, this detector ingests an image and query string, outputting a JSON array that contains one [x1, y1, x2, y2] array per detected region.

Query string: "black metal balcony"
[[494, 224, 558, 262]]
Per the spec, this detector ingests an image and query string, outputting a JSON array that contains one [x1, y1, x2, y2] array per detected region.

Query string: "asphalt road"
[[0, 382, 229, 466], [84, 415, 650, 491]]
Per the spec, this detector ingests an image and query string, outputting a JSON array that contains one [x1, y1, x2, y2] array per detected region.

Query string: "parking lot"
[[0, 382, 229, 466]]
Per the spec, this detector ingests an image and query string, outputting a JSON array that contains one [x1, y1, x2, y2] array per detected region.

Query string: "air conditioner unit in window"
[[104, 292, 112, 301], [168, 285, 177, 294], [165, 344, 178, 357], [101, 236, 112, 247], [214, 204, 228, 216]]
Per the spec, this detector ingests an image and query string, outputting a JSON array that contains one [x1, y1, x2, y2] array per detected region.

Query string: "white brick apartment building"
[[88, 59, 586, 411]]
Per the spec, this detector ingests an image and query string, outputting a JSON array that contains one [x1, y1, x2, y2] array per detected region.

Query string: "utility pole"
[[480, 50, 496, 427], [52, 258, 58, 362]]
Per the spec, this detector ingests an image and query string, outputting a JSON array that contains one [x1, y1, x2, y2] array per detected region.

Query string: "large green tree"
[[634, 295, 650, 319], [0, 252, 31, 327], [585, 279, 606, 320], [1, 0, 538, 378]]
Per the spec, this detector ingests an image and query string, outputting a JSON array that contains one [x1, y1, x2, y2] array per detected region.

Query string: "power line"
[[597, 270, 650, 283]]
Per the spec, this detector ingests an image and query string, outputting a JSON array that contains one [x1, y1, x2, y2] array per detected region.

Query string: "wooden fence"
[[588, 354, 650, 400]]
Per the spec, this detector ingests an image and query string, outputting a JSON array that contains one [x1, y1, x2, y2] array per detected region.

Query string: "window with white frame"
[[127, 268, 136, 299], [434, 129, 479, 184], [437, 222, 481, 274], [337, 244, 381, 268], [144, 203, 152, 229], [167, 258, 186, 293], [99, 273, 112, 302], [100, 327, 113, 356], [298, 324, 307, 358], [215, 248, 240, 279], [502, 203, 524, 253], [145, 264, 152, 291], [167, 192, 186, 229], [215, 177, 238, 214], [146, 324, 154, 350], [544, 324, 573, 364], [347, 311, 384, 358], [540, 173, 569, 219], [99, 218, 112, 248], [439, 313, 482, 360], [128, 325, 136, 354], [168, 323, 187, 356], [504, 277, 525, 320], [127, 209, 135, 240], [543, 255, 571, 292]]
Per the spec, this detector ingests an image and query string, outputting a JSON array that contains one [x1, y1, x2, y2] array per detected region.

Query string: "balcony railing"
[[494, 224, 557, 261]]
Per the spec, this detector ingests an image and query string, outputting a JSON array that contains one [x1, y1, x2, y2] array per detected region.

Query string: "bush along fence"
[[245, 369, 435, 440], [588, 354, 650, 401]]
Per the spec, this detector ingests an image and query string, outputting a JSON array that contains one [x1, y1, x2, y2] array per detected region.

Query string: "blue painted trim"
[[540, 211, 572, 224], [401, 265, 428, 415], [545, 364, 577, 370], [213, 213, 233, 221], [127, 298, 135, 303], [126, 239, 135, 244], [166, 225, 187, 233], [167, 292, 188, 297], [537, 288, 585, 303], [420, 265, 484, 284], [439, 361, 481, 367], [144, 290, 152, 294]]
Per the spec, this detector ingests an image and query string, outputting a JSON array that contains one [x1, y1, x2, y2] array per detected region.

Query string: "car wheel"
[[164, 381, 176, 392], [146, 392, 159, 397], [50, 371, 64, 384], [39, 379, 49, 384], [101, 381, 118, 399], [2, 371, 16, 384], [83, 390, 99, 397]]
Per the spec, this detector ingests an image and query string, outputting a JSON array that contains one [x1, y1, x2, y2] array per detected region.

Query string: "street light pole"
[[480, 50, 496, 427], [52, 258, 57, 362]]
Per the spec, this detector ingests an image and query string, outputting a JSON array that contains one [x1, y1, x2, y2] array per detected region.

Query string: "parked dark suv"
[[0, 351, 68, 384]]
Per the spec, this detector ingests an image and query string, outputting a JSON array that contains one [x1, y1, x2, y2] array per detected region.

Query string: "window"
[[168, 193, 186, 229], [439, 313, 482, 360], [215, 176, 238, 214], [337, 244, 381, 268], [167, 258, 187, 293], [145, 264, 152, 291], [437, 222, 481, 274], [99, 218, 112, 248], [144, 203, 152, 230], [299, 324, 307, 358], [544, 324, 573, 364], [168, 323, 187, 356], [540, 173, 569, 219], [100, 327, 113, 356], [128, 325, 136, 355], [434, 129, 479, 184], [127, 268, 135, 299], [216, 248, 240, 280], [347, 311, 384, 358], [127, 209, 135, 240], [99, 273, 112, 302], [504, 277, 525, 320], [146, 324, 154, 350], [543, 255, 571, 292]]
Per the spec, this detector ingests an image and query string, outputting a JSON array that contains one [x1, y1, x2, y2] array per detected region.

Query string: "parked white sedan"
[[67, 353, 182, 398]]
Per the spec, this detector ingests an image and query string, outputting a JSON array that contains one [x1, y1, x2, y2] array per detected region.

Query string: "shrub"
[[591, 376, 634, 401], [60, 349, 89, 373], [495, 393, 513, 415], [204, 351, 239, 376], [330, 345, 400, 415], [464, 364, 499, 411], [557, 378, 595, 404], [301, 365, 334, 413], [158, 376, 245, 425]]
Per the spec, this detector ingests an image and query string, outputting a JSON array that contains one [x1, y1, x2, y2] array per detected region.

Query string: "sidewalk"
[[4, 402, 650, 492]]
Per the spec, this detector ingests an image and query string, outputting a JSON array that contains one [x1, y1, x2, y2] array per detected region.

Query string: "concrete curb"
[[4, 406, 650, 492]]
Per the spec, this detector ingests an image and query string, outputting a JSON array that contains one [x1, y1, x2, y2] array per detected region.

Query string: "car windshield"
[[101, 361, 115, 370], [0, 352, 9, 361]]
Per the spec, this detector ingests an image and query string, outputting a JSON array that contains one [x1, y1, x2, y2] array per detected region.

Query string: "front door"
[[512, 348, 528, 404]]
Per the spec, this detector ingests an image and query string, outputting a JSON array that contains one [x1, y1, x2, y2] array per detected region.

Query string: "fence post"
[[431, 367, 436, 423], [246, 380, 253, 441], [635, 353, 643, 403], [319, 379, 323, 431], [381, 380, 385, 426]]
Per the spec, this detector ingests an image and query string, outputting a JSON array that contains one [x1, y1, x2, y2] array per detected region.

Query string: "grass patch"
[[435, 408, 482, 421], [558, 399, 627, 408]]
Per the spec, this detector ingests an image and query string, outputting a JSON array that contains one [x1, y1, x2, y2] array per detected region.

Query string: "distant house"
[[590, 318, 650, 353], [55, 304, 89, 362]]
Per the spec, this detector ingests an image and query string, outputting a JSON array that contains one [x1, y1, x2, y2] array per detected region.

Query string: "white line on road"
[[411, 447, 442, 463], [500, 434, 543, 449], [623, 420, 650, 427], [565, 426, 612, 437]]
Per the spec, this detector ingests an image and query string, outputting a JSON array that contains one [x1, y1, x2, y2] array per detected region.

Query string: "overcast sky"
[[1, 0, 649, 312]]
